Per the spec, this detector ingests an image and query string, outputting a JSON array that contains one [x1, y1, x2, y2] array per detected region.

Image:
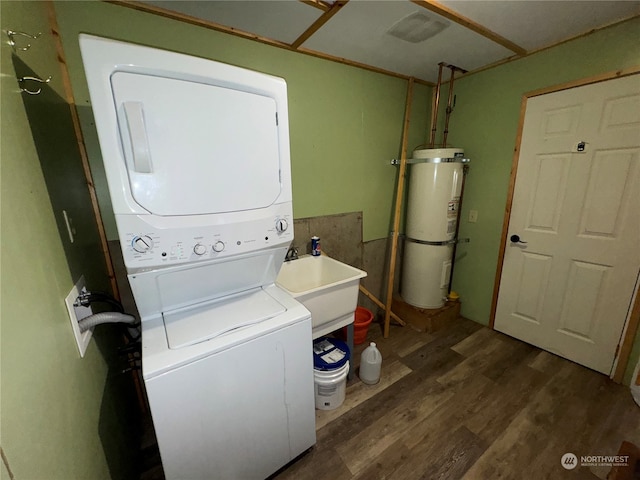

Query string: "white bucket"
[[314, 361, 349, 410]]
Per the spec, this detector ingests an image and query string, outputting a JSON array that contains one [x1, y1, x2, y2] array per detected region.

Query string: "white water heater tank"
[[401, 148, 467, 309]]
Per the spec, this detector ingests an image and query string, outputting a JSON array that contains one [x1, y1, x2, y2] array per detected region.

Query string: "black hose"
[[76, 291, 124, 313]]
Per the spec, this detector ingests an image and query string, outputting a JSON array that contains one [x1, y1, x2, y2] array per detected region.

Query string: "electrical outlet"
[[468, 210, 478, 223], [65, 275, 93, 357]]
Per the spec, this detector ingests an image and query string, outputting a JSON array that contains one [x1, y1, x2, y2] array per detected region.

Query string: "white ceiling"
[[140, 0, 640, 83], [145, 0, 325, 44]]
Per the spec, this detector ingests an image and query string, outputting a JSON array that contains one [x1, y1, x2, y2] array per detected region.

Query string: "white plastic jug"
[[359, 342, 382, 385]]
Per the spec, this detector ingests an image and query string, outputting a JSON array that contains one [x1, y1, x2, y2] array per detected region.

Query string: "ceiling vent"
[[387, 11, 449, 43]]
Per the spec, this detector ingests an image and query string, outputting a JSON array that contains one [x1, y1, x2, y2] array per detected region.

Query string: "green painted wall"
[[53, 2, 640, 383], [1, 2, 136, 478], [3, 4, 637, 478], [446, 18, 640, 383], [53, 0, 431, 243]]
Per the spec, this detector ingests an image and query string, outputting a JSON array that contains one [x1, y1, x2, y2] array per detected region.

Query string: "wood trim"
[[612, 285, 640, 383], [107, 0, 293, 48], [0, 447, 15, 480], [457, 15, 639, 82], [455, 54, 524, 82], [291, 0, 347, 49], [296, 46, 433, 86], [520, 14, 640, 65], [106, 1, 433, 86], [525, 65, 640, 98], [359, 285, 406, 326], [384, 78, 414, 338], [489, 95, 528, 329], [491, 68, 640, 383], [50, 2, 152, 410], [410, 0, 527, 56], [47, 1, 120, 299], [299, 0, 330, 12], [91, 1, 637, 87]]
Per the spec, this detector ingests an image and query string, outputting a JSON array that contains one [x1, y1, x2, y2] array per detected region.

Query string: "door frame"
[[489, 66, 640, 383]]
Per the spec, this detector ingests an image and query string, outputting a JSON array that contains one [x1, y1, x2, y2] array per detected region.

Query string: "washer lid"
[[163, 289, 286, 349]]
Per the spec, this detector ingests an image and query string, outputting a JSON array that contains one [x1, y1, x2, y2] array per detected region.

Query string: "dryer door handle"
[[123, 101, 153, 173]]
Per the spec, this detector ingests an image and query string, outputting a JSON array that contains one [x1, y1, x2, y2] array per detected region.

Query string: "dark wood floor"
[[273, 317, 640, 480], [141, 317, 640, 479]]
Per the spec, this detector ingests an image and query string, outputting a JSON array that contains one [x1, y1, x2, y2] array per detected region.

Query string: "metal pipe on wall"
[[429, 63, 444, 148], [447, 164, 469, 293], [441, 66, 456, 147], [441, 64, 467, 147]]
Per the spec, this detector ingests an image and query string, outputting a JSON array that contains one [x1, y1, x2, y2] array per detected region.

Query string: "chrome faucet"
[[285, 246, 299, 262]]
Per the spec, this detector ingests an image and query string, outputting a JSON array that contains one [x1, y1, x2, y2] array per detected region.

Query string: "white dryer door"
[[110, 72, 282, 215]]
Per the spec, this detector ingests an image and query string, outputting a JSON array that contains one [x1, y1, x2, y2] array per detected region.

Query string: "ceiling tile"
[[438, 0, 640, 51], [142, 0, 324, 44], [302, 0, 514, 82]]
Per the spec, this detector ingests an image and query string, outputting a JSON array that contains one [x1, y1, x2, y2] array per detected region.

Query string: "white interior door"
[[494, 74, 640, 375]]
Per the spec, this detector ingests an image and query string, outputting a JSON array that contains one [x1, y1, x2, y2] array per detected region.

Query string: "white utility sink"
[[276, 254, 367, 339]]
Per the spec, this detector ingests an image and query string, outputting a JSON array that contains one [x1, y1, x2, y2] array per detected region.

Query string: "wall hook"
[[6, 30, 42, 52], [18, 75, 52, 95]]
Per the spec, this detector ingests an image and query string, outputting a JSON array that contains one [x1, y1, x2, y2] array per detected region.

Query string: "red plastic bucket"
[[353, 307, 374, 345]]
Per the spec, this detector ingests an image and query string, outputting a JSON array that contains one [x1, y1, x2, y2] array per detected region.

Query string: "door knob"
[[510, 234, 527, 244]]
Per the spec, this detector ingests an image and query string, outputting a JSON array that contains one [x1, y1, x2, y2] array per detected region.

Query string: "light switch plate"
[[65, 275, 93, 357], [468, 210, 478, 223]]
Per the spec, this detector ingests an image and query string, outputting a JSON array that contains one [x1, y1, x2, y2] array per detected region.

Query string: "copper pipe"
[[442, 66, 456, 147], [440, 64, 468, 147], [429, 63, 444, 148]]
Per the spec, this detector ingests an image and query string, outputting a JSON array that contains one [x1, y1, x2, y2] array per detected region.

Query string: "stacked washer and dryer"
[[80, 35, 315, 479]]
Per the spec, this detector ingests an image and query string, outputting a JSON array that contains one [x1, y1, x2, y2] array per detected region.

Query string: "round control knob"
[[193, 243, 207, 256], [213, 241, 225, 253], [132, 235, 154, 253], [275, 218, 288, 233]]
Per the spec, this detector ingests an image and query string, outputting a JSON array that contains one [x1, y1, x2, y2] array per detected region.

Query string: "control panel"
[[117, 207, 294, 271]]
